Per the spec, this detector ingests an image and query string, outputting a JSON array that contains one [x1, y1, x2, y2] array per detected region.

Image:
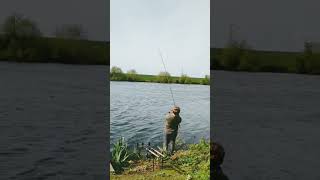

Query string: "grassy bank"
[[111, 73, 207, 85], [211, 46, 320, 74], [0, 36, 109, 65], [110, 67, 210, 85], [110, 138, 210, 180]]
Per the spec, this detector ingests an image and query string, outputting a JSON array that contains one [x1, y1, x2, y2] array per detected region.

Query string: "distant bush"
[[219, 41, 249, 70], [179, 74, 192, 84], [2, 13, 42, 39], [305, 53, 320, 74], [111, 66, 127, 81], [295, 56, 306, 74], [157, 71, 172, 83], [0, 14, 108, 64], [201, 75, 210, 85], [238, 51, 260, 71], [220, 46, 241, 70], [126, 69, 138, 81]]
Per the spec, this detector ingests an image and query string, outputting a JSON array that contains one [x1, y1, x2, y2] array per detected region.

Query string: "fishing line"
[[158, 49, 176, 106]]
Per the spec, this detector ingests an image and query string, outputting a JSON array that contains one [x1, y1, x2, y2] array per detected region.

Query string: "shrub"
[[172, 138, 210, 180], [126, 69, 138, 81], [2, 13, 42, 39], [201, 75, 210, 85], [157, 71, 171, 83], [179, 74, 192, 84], [295, 56, 306, 73], [111, 66, 127, 81], [238, 51, 260, 71], [305, 53, 320, 74]]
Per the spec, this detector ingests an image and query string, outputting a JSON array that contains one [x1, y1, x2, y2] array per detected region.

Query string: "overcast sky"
[[213, 0, 320, 52], [1, 1, 320, 53], [0, 0, 108, 41], [111, 0, 210, 78]]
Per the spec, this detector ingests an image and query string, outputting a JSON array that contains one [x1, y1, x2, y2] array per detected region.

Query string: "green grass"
[[0, 35, 109, 65], [211, 47, 307, 73], [135, 74, 204, 84], [110, 138, 210, 180], [111, 169, 186, 180]]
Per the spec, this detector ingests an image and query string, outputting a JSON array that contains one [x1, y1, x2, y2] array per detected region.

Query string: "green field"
[[135, 74, 204, 84], [211, 48, 302, 72], [110, 73, 209, 85], [0, 36, 109, 65], [211, 46, 320, 74]]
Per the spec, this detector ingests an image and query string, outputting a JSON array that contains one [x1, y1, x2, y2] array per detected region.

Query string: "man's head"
[[171, 106, 180, 115], [211, 142, 225, 166]]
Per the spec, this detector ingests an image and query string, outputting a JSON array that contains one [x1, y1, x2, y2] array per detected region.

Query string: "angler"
[[158, 49, 182, 155], [164, 106, 181, 155]]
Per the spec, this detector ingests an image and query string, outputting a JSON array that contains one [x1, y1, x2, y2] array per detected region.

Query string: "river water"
[[212, 70, 320, 180], [110, 81, 210, 147], [0, 62, 108, 180]]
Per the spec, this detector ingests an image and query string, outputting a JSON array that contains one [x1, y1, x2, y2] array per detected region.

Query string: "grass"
[[134, 74, 204, 84], [0, 35, 109, 65], [110, 138, 210, 180], [111, 169, 186, 180], [211, 48, 303, 72], [111, 73, 208, 85], [212, 44, 320, 75]]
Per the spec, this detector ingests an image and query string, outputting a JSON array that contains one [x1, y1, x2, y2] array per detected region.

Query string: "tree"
[[201, 75, 210, 85], [1, 13, 42, 59], [220, 40, 249, 70], [55, 24, 88, 40], [126, 69, 138, 81], [157, 71, 171, 83], [111, 66, 126, 81], [179, 74, 192, 84], [2, 13, 42, 39]]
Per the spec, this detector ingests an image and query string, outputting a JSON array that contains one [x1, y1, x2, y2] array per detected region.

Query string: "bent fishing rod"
[[158, 49, 176, 106]]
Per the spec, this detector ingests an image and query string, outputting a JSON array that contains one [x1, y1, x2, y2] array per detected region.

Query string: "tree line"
[[212, 40, 320, 74], [110, 66, 210, 85], [0, 13, 108, 64]]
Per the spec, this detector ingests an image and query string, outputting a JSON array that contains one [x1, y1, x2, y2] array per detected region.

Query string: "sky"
[[1, 1, 319, 53], [111, 0, 210, 78], [213, 0, 320, 52], [0, 0, 109, 41]]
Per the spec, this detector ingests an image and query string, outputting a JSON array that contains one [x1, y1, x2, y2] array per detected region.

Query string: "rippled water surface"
[[0, 62, 107, 180], [212, 70, 320, 180], [111, 81, 210, 147]]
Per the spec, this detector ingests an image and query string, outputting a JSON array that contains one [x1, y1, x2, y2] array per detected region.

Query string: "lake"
[[0, 62, 108, 179], [110, 81, 210, 148], [212, 70, 320, 180]]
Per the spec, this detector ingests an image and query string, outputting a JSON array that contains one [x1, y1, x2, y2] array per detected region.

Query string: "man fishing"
[[164, 106, 181, 155]]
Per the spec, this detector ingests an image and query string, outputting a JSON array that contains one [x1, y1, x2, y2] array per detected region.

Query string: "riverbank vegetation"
[[211, 40, 320, 75], [110, 66, 210, 85], [0, 13, 108, 65], [110, 137, 210, 180]]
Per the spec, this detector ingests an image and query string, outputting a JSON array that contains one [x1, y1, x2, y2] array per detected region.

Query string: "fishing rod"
[[158, 49, 176, 106]]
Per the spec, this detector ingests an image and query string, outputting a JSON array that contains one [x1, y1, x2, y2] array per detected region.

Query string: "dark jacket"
[[211, 166, 229, 180]]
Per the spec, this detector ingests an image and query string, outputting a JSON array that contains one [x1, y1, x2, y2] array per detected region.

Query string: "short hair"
[[211, 142, 225, 166], [172, 106, 180, 114]]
